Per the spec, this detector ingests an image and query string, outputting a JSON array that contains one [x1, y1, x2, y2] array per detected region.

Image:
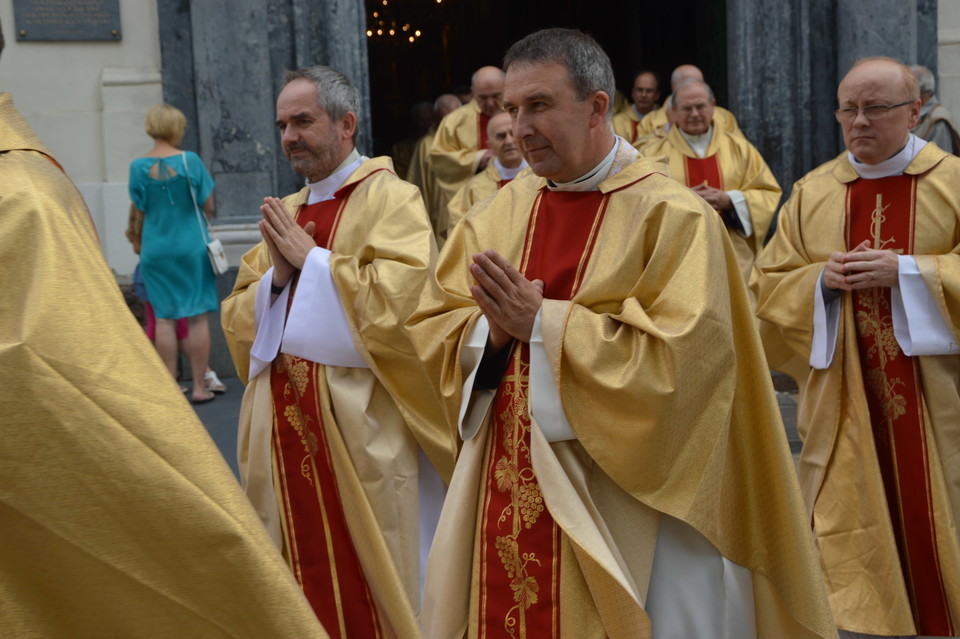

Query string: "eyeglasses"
[[834, 101, 913, 123], [677, 103, 711, 114]]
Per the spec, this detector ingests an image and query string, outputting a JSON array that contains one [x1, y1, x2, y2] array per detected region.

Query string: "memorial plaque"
[[14, 0, 121, 41]]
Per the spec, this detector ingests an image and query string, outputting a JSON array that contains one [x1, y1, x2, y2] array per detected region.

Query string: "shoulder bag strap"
[[181, 152, 211, 243]]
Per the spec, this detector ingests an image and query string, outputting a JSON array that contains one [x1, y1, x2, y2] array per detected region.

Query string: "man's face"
[[837, 61, 920, 165], [275, 78, 350, 182], [487, 113, 522, 169], [672, 83, 715, 136], [504, 61, 598, 182], [631, 73, 660, 113]]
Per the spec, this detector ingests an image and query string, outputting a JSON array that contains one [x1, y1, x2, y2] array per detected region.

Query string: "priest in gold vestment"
[[221, 66, 456, 639], [407, 93, 462, 245], [611, 69, 661, 145], [0, 40, 328, 639], [640, 78, 780, 286], [412, 28, 836, 639], [635, 63, 741, 141], [752, 57, 960, 638], [447, 111, 528, 232], [428, 66, 504, 242]]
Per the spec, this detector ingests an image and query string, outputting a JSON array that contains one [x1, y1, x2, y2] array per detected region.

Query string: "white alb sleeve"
[[810, 270, 841, 369], [726, 189, 753, 238], [458, 315, 493, 441], [529, 308, 576, 442], [891, 256, 960, 356], [280, 246, 368, 368], [248, 267, 290, 381]]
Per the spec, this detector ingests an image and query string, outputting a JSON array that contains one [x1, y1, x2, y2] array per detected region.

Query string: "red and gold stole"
[[270, 176, 384, 639], [497, 177, 514, 190], [683, 154, 724, 202], [631, 120, 641, 145], [846, 175, 954, 636], [479, 112, 492, 150], [478, 188, 611, 639]]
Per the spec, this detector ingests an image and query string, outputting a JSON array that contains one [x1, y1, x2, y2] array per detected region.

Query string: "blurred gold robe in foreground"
[[640, 124, 781, 284], [222, 157, 457, 639], [752, 145, 960, 636], [413, 144, 836, 638], [0, 92, 328, 637]]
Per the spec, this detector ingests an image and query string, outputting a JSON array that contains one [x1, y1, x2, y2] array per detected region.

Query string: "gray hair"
[[282, 65, 360, 123], [910, 64, 936, 95], [503, 28, 615, 120], [670, 78, 715, 108]]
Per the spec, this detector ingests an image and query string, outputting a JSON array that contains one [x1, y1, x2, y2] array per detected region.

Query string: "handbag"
[[182, 152, 229, 276]]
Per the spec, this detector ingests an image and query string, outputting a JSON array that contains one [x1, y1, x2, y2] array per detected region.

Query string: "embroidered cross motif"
[[870, 193, 903, 254]]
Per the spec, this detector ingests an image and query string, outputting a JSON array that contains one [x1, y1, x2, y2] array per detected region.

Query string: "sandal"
[[204, 370, 227, 394]]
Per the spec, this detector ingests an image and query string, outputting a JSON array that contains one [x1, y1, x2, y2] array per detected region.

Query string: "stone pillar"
[[156, 0, 371, 221], [728, 0, 940, 199], [726, 0, 839, 194]]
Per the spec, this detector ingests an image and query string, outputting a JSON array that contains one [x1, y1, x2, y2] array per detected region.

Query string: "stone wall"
[[156, 0, 371, 223], [727, 0, 938, 196]]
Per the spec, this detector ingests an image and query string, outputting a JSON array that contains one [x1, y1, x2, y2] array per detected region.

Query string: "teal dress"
[[128, 152, 217, 319]]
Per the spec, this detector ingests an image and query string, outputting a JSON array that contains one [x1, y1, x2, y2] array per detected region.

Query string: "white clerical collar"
[[679, 126, 713, 158], [547, 138, 624, 192], [306, 148, 365, 204], [847, 134, 927, 179], [631, 104, 647, 120], [494, 157, 528, 180]]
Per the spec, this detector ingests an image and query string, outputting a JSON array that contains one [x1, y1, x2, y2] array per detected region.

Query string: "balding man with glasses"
[[753, 56, 960, 638]]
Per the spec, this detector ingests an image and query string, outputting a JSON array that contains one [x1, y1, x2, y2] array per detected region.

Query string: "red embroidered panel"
[[683, 154, 723, 191], [847, 175, 953, 636], [478, 189, 608, 638]]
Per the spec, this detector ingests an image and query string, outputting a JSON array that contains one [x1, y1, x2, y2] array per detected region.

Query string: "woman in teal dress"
[[129, 104, 218, 403]]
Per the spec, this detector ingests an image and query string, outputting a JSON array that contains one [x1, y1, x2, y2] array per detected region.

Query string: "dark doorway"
[[364, 0, 728, 157]]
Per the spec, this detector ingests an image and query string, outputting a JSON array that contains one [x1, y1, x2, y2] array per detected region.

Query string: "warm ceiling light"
[[376, 29, 383, 35], [415, 29, 421, 36], [389, 29, 395, 35], [366, 30, 372, 36], [409, 36, 415, 43], [372, 11, 378, 17]]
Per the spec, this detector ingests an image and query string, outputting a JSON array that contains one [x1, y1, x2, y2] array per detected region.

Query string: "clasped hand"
[[823, 239, 900, 291], [691, 183, 732, 211], [470, 250, 544, 350], [259, 196, 317, 288]]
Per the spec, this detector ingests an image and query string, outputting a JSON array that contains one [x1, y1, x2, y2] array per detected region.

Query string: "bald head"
[[837, 57, 921, 164], [471, 66, 505, 117], [486, 111, 522, 168], [670, 64, 703, 91], [434, 93, 461, 118]]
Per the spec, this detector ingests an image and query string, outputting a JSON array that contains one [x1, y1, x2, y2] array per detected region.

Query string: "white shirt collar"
[[678, 125, 713, 158], [306, 148, 365, 204], [847, 134, 927, 179], [547, 138, 625, 192], [494, 157, 528, 180]]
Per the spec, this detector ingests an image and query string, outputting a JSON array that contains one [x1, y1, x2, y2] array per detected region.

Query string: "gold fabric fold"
[[751, 144, 960, 635], [414, 145, 836, 637], [639, 124, 782, 284], [0, 92, 328, 638], [222, 157, 458, 638], [428, 100, 484, 237]]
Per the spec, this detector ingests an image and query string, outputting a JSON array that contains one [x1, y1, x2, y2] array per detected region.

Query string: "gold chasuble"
[[640, 125, 781, 287], [447, 162, 526, 233], [612, 107, 644, 145], [222, 157, 458, 639], [0, 91, 329, 637], [752, 145, 960, 636], [428, 100, 492, 241], [413, 144, 836, 639]]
